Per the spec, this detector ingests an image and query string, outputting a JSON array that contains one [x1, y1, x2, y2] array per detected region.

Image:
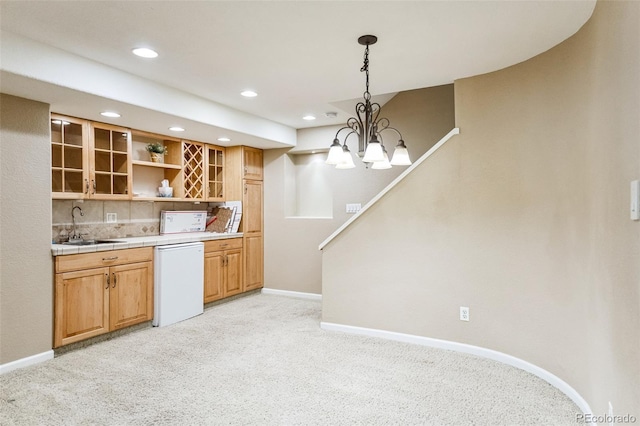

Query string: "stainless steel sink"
[[62, 239, 122, 246]]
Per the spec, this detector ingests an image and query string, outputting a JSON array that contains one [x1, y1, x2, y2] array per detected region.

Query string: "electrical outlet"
[[106, 213, 117, 223], [631, 180, 639, 220], [460, 306, 470, 321]]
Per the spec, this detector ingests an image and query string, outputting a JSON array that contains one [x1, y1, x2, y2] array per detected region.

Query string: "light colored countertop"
[[51, 232, 243, 256]]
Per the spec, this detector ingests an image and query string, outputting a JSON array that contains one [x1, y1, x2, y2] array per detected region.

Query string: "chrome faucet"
[[70, 206, 84, 241]]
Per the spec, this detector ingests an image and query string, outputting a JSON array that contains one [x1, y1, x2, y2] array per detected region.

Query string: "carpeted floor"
[[1, 293, 580, 425]]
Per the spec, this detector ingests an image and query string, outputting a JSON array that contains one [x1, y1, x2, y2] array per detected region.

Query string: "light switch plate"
[[346, 203, 362, 214], [106, 213, 117, 223]]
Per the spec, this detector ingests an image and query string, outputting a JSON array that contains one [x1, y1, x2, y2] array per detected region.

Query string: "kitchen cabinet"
[[204, 238, 243, 302], [51, 114, 89, 198], [242, 180, 263, 234], [54, 247, 153, 347], [130, 130, 183, 201], [243, 147, 263, 181], [225, 146, 264, 291], [89, 122, 132, 199], [181, 140, 205, 200], [51, 114, 132, 200], [225, 146, 263, 183], [131, 132, 225, 202], [205, 144, 225, 201], [243, 234, 263, 291]]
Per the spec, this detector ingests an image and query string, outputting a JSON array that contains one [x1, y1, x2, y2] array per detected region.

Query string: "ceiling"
[[0, 1, 596, 149]]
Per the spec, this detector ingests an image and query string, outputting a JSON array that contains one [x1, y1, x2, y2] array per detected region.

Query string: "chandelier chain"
[[361, 45, 371, 101]]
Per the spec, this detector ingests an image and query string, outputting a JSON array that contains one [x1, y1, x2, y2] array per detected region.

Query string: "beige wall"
[[0, 94, 53, 363], [322, 0, 639, 417], [264, 85, 455, 294]]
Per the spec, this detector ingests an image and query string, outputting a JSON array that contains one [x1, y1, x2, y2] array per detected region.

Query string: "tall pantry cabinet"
[[225, 146, 263, 291]]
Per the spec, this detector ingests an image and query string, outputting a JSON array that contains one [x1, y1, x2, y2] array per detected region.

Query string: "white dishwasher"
[[153, 242, 204, 327]]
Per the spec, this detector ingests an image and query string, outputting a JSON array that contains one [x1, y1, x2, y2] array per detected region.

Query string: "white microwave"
[[159, 211, 207, 235]]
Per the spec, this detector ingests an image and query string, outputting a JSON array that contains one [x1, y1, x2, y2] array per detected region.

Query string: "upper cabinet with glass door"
[[89, 123, 132, 199], [51, 115, 90, 198], [206, 144, 225, 201], [51, 114, 132, 200]]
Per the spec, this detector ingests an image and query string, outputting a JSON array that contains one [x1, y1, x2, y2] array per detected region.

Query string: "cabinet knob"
[[112, 273, 117, 288], [85, 179, 90, 194], [105, 273, 110, 289], [91, 179, 96, 194], [102, 256, 119, 261]]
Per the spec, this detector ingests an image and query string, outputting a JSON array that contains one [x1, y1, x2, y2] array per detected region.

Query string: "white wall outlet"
[[346, 203, 362, 214], [106, 213, 117, 223], [631, 180, 639, 220], [460, 306, 470, 321]]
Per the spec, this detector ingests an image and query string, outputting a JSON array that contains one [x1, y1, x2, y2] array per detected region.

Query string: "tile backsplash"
[[52, 200, 214, 242]]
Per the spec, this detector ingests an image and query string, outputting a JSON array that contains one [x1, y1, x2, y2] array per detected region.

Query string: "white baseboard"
[[321, 321, 593, 417], [261, 288, 322, 301], [0, 350, 54, 375]]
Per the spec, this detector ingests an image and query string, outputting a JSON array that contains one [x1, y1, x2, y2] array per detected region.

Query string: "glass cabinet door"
[[90, 124, 131, 198], [51, 115, 88, 197], [207, 146, 224, 201]]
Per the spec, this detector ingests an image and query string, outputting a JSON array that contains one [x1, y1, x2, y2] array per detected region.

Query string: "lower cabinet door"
[[244, 234, 263, 291], [109, 261, 153, 330], [204, 251, 224, 303], [54, 267, 110, 348], [224, 248, 243, 297]]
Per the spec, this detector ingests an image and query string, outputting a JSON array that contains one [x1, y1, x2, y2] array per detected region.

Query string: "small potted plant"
[[146, 143, 168, 163]]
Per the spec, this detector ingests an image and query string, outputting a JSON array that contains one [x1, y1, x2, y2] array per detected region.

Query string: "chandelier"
[[326, 35, 411, 170]]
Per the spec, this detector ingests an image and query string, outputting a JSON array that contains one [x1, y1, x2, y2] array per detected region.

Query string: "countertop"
[[51, 232, 243, 256]]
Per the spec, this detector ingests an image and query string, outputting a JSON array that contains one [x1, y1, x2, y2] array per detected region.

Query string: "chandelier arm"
[[333, 125, 356, 141], [370, 103, 382, 123], [380, 126, 404, 140], [343, 130, 359, 145], [346, 117, 362, 136]]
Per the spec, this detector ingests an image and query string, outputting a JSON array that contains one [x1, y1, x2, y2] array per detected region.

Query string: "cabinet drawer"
[[204, 238, 243, 253], [56, 247, 153, 273]]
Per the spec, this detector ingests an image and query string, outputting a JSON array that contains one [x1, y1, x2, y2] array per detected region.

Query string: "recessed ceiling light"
[[241, 90, 258, 98], [325, 112, 338, 118], [303, 115, 316, 121], [132, 47, 158, 58], [217, 137, 231, 142], [100, 111, 121, 118], [169, 126, 185, 132]]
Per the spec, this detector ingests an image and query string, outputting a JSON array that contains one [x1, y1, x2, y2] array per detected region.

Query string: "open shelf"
[[132, 160, 181, 169], [132, 196, 180, 202]]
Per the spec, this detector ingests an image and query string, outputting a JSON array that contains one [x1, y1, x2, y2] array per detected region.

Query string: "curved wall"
[[321, 0, 639, 416], [0, 94, 53, 364]]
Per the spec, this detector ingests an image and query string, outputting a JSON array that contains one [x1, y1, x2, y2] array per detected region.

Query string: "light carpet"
[[1, 293, 580, 425]]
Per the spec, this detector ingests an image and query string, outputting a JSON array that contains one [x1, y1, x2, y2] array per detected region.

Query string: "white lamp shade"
[[326, 141, 344, 165], [371, 151, 392, 169], [336, 147, 355, 169], [390, 145, 412, 166], [362, 141, 384, 162]]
